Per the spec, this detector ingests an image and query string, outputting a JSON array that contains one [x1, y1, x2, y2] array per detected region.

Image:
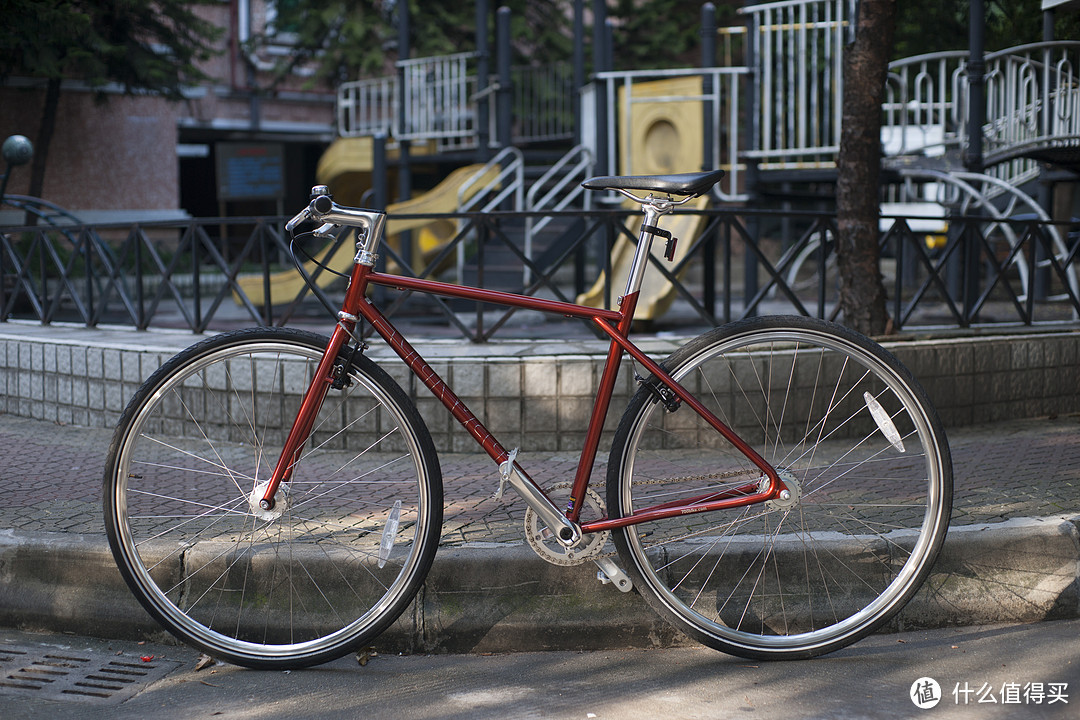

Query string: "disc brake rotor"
[[525, 482, 609, 566]]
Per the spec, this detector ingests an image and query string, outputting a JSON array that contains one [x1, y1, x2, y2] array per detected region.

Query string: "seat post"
[[621, 199, 671, 301]]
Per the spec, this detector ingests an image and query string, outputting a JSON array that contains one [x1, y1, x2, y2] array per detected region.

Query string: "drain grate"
[[0, 643, 181, 704]]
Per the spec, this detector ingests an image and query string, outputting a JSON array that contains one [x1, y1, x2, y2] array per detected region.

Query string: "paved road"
[[1, 620, 1077, 720], [2, 412, 1079, 541]]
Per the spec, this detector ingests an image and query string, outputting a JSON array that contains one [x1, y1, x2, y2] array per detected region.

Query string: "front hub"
[[249, 480, 289, 522]]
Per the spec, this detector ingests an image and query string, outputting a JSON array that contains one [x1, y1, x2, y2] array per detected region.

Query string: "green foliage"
[[0, 0, 221, 99], [895, 0, 1080, 58], [251, 0, 392, 84], [259, 0, 574, 86], [609, 0, 737, 70]]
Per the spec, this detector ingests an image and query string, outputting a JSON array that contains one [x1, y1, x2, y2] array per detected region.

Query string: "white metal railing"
[[336, 56, 574, 148], [982, 42, 1080, 186], [397, 51, 476, 142], [740, 0, 855, 168], [337, 76, 396, 138], [883, 42, 1080, 190], [883, 51, 968, 159]]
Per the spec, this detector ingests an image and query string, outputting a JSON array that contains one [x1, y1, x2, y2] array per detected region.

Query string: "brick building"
[[0, 0, 335, 223]]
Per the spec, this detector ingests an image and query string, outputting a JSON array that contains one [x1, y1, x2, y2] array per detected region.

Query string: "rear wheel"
[[607, 316, 951, 659], [104, 328, 442, 669]]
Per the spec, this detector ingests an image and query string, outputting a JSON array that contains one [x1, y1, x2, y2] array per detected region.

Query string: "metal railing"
[[4, 208, 1077, 339], [337, 76, 395, 138], [982, 42, 1080, 183], [512, 62, 575, 144], [337, 56, 574, 148], [740, 0, 855, 168], [397, 52, 477, 142], [883, 51, 968, 159]]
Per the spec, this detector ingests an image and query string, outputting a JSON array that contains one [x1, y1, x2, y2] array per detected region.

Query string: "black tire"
[[607, 316, 951, 659], [104, 328, 442, 669]]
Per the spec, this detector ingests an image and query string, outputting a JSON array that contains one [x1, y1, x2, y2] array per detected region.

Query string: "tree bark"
[[835, 0, 896, 336], [24, 77, 62, 226]]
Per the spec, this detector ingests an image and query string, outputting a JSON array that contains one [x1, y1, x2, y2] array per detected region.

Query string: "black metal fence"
[[2, 208, 1078, 339]]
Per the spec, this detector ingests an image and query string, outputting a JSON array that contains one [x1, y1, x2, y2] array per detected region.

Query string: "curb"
[[2, 517, 1079, 655]]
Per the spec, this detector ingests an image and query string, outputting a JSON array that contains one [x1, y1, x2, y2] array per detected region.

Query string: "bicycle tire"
[[607, 316, 951, 659], [104, 327, 442, 669]]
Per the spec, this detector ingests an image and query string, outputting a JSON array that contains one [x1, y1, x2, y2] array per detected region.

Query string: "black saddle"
[[581, 169, 725, 198]]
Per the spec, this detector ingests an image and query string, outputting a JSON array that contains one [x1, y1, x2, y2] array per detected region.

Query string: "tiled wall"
[[2, 329, 1078, 451]]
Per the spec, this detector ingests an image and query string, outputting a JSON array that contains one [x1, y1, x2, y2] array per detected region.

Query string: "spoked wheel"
[[104, 328, 442, 669], [607, 316, 951, 659]]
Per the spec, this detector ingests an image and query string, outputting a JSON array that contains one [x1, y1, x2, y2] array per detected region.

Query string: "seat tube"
[[622, 203, 667, 299]]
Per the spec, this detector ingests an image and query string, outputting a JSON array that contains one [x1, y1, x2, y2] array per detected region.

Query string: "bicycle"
[[103, 170, 952, 669]]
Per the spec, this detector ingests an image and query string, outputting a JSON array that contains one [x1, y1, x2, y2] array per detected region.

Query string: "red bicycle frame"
[[260, 221, 785, 537]]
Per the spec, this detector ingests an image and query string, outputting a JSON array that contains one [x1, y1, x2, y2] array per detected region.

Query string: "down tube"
[[355, 295, 513, 465]]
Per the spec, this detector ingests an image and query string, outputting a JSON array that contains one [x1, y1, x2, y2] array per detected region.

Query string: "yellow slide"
[[238, 164, 499, 307], [575, 195, 710, 321]]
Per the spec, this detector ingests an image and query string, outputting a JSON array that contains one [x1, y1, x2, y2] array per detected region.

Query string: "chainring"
[[524, 482, 609, 566]]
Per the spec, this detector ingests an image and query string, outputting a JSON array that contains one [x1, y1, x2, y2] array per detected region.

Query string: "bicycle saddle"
[[581, 169, 726, 198]]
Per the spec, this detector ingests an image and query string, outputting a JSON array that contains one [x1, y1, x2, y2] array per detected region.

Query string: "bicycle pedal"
[[595, 557, 633, 593]]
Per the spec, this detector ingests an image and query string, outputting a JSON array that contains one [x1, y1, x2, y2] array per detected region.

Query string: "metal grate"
[[0, 643, 181, 704]]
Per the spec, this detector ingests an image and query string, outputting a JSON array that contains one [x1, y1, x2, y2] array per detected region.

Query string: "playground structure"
[[5, 0, 1079, 334], [292, 0, 1080, 324]]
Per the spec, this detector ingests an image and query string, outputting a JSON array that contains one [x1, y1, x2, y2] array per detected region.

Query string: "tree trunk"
[[835, 0, 896, 336], [24, 77, 61, 225]]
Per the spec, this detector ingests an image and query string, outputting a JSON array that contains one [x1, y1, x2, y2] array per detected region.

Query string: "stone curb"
[[2, 516, 1077, 655]]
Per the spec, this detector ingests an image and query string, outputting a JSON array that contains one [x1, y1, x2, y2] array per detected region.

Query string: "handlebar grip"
[[285, 207, 311, 232]]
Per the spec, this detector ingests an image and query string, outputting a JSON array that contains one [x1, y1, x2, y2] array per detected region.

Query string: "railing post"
[[496, 7, 513, 150], [397, 1, 413, 271], [0, 231, 6, 318], [592, 0, 610, 177], [260, 220, 273, 326], [965, 0, 985, 175], [195, 225, 206, 331], [476, 0, 492, 160], [573, 0, 586, 146], [743, 2, 761, 312], [133, 228, 146, 329], [962, 0, 985, 319], [82, 228, 94, 325], [702, 2, 716, 173]]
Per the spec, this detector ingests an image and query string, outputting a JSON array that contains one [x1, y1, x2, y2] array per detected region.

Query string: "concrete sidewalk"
[[1, 410, 1079, 653], [1, 321, 1079, 654]]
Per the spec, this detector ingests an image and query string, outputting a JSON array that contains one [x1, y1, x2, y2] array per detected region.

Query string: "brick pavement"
[[1, 411, 1078, 543]]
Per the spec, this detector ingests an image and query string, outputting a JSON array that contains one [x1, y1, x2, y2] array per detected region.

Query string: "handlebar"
[[285, 190, 386, 236], [286, 188, 388, 266]]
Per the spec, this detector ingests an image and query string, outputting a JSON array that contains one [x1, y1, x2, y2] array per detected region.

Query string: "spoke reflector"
[[379, 500, 401, 568], [864, 391, 905, 453]]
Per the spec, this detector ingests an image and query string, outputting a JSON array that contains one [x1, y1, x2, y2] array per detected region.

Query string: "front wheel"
[[607, 316, 951, 659], [104, 328, 442, 669]]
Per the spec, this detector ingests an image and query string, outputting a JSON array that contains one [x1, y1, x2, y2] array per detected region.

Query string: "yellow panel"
[[618, 76, 705, 176]]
